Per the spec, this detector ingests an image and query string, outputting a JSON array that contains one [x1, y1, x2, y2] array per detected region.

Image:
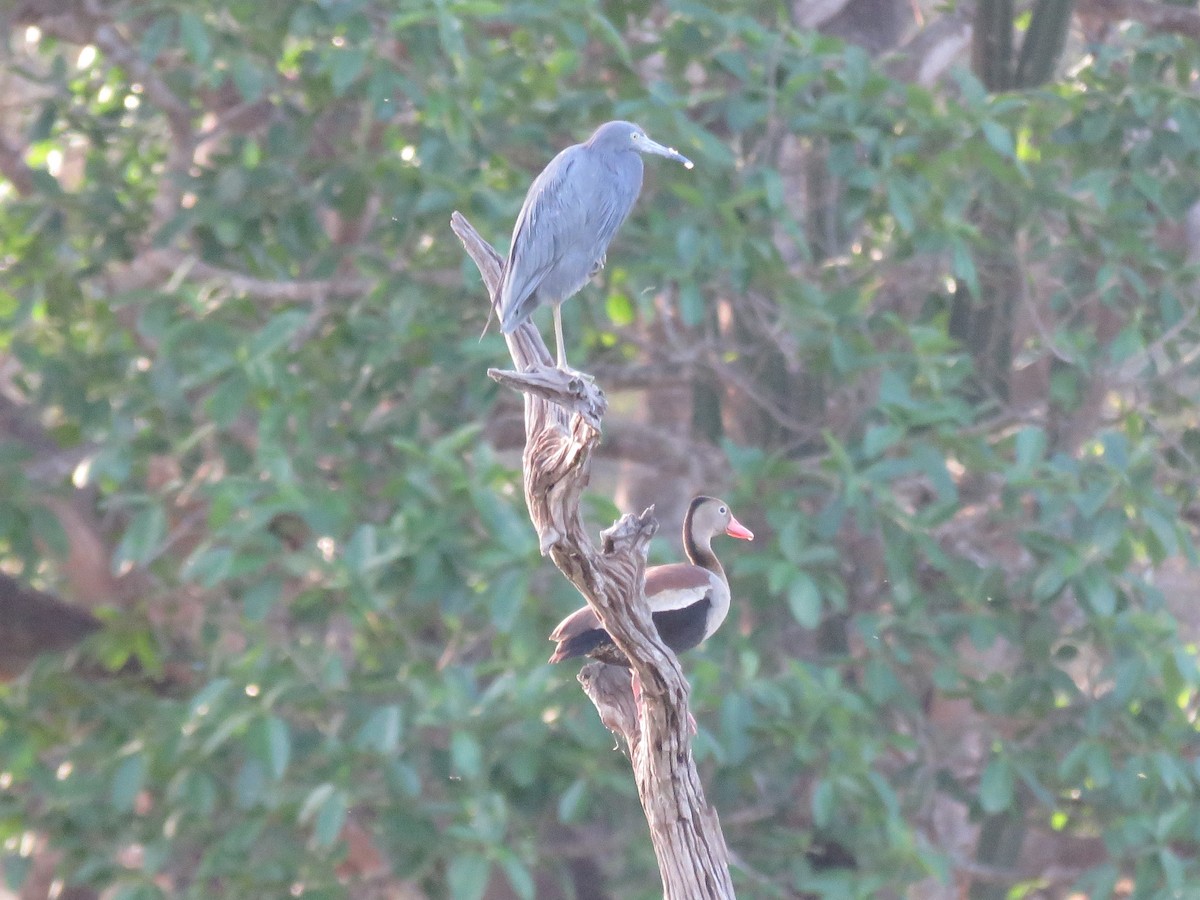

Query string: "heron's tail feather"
[[478, 287, 504, 342], [478, 303, 497, 341]]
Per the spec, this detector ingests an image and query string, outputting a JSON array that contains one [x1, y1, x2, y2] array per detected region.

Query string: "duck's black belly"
[[651, 602, 712, 655]]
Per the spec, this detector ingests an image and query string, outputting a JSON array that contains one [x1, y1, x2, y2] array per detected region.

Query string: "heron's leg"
[[551, 305, 593, 380], [553, 304, 567, 370]]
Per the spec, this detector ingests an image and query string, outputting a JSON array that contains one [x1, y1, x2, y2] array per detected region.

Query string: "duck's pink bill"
[[726, 516, 754, 541]]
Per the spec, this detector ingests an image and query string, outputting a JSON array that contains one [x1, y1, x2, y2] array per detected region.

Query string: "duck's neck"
[[683, 509, 725, 581]]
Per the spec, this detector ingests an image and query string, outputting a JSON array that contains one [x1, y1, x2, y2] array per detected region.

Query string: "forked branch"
[[451, 211, 735, 898]]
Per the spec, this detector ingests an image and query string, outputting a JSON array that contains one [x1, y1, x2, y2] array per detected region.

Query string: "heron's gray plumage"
[[497, 120, 692, 369]]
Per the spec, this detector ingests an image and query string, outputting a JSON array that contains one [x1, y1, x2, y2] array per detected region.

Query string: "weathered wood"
[[451, 211, 736, 899]]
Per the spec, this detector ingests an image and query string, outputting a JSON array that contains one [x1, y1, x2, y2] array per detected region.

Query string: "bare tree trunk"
[[451, 212, 736, 899]]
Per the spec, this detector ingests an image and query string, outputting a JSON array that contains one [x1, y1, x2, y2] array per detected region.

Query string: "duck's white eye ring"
[[719, 506, 727, 514]]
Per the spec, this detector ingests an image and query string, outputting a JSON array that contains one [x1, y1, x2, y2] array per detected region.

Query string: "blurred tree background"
[[3, 0, 1200, 897]]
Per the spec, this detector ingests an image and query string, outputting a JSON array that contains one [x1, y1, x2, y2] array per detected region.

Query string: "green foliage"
[[3, 1, 1200, 898]]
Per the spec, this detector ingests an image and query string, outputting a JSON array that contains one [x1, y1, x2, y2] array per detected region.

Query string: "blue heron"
[[497, 120, 693, 371]]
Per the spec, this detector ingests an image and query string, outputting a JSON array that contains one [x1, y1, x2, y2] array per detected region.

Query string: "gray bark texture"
[[451, 211, 736, 899]]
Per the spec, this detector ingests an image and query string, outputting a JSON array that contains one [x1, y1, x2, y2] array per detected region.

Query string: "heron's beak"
[[641, 136, 694, 169]]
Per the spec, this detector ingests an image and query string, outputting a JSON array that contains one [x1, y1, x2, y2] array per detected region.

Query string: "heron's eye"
[[631, 132, 640, 141]]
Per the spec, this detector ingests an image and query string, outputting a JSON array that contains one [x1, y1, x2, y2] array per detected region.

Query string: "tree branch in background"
[[0, 573, 99, 681], [1078, 0, 1200, 40], [81, 2, 193, 132], [451, 210, 737, 899], [0, 134, 36, 197], [104, 249, 371, 304], [884, 5, 973, 85]]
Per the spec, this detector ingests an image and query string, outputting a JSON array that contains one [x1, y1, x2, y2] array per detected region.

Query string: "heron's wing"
[[586, 164, 639, 257], [498, 150, 583, 330]]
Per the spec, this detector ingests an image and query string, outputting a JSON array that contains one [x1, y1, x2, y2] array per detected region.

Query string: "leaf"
[[447, 853, 491, 900], [110, 752, 147, 812], [28, 504, 69, 557], [1057, 741, 1092, 781], [886, 180, 915, 234], [234, 759, 266, 809], [950, 237, 980, 298], [205, 373, 250, 428], [4, 854, 31, 890], [343, 523, 378, 575], [1031, 559, 1071, 603], [811, 779, 836, 828], [489, 570, 526, 634], [300, 787, 348, 849], [200, 709, 255, 757], [877, 368, 914, 410], [979, 758, 1014, 813], [249, 310, 310, 361], [786, 572, 822, 629], [719, 694, 754, 766], [861, 423, 902, 458], [111, 885, 167, 900], [1142, 507, 1180, 560], [213, 216, 242, 248], [240, 577, 281, 622], [586, 7, 633, 68], [178, 12, 211, 66], [182, 545, 234, 588], [864, 657, 898, 702], [678, 283, 704, 326], [139, 15, 174, 63], [189, 678, 232, 717], [231, 57, 267, 102], [355, 706, 403, 754], [605, 291, 634, 326], [313, 788, 347, 848], [1078, 567, 1117, 617], [330, 48, 368, 96], [1099, 430, 1129, 470], [1014, 426, 1046, 472], [498, 854, 535, 900], [556, 778, 587, 823], [450, 731, 482, 779], [675, 224, 700, 268], [113, 504, 167, 572], [259, 716, 291, 779], [981, 119, 1015, 158], [214, 167, 246, 205]]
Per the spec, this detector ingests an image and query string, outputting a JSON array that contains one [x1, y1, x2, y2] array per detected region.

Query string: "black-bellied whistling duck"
[[548, 496, 753, 717]]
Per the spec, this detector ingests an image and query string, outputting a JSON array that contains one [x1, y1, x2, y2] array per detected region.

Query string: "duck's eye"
[[719, 506, 727, 515]]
